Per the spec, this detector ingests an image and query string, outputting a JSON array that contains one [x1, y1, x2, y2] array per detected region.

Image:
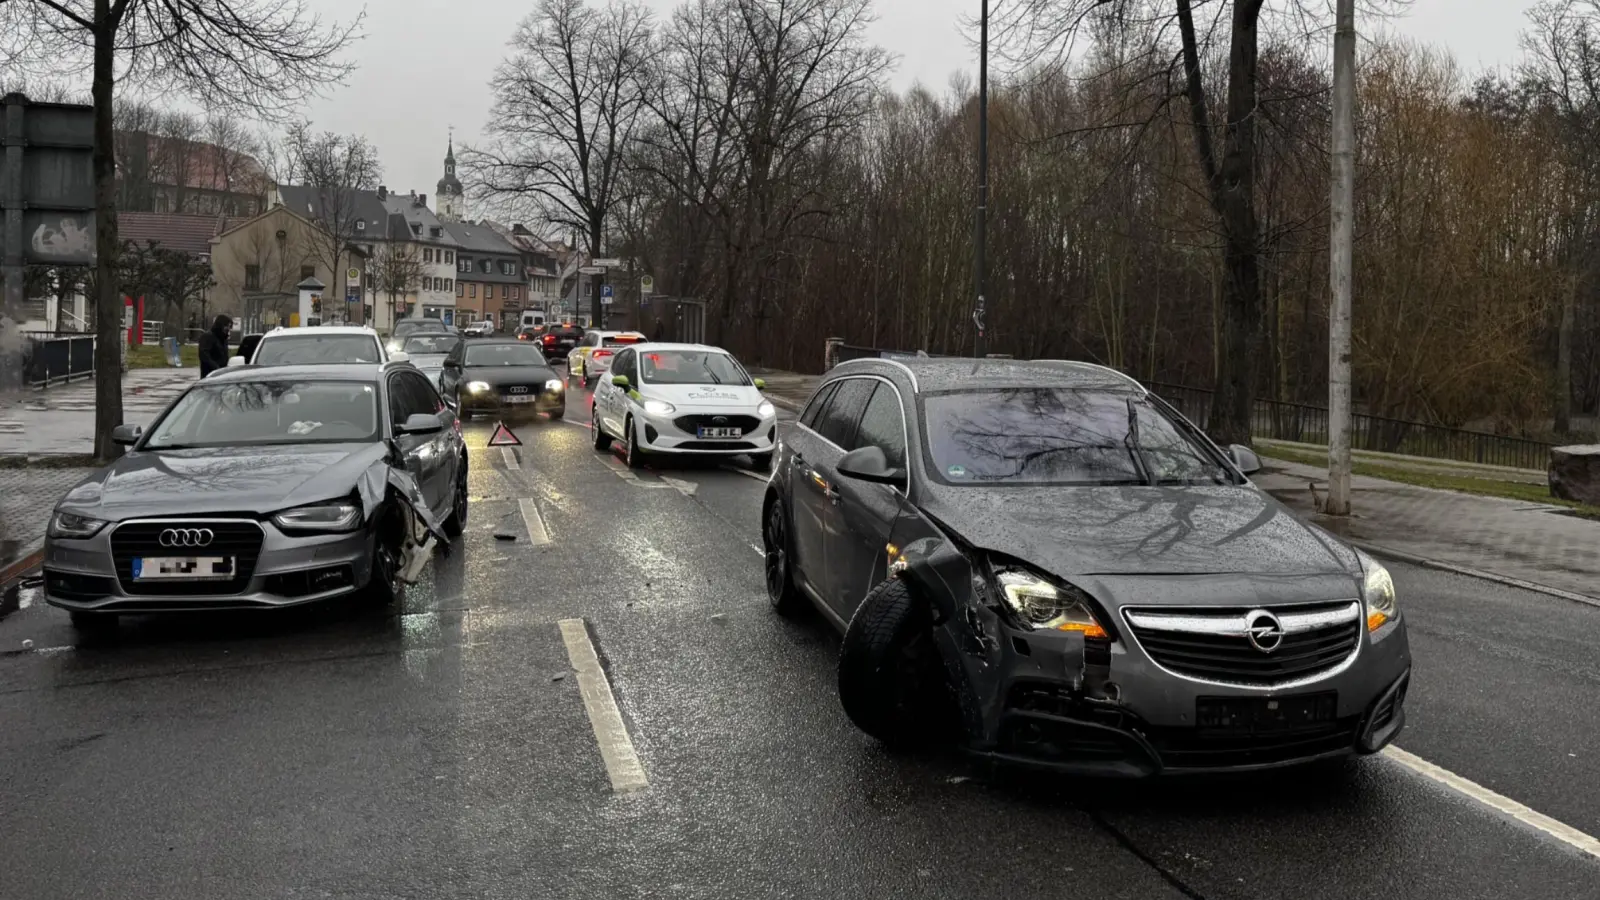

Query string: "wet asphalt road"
[[1, 388, 1599, 899]]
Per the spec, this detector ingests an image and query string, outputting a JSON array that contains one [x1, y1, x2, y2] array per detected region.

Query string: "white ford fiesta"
[[590, 343, 777, 468]]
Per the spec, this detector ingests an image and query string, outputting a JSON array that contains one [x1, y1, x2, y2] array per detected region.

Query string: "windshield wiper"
[[1124, 399, 1153, 486]]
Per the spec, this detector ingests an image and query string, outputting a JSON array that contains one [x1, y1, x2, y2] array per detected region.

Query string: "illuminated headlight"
[[1357, 551, 1398, 631], [994, 568, 1108, 638], [545, 379, 565, 393], [272, 502, 361, 533], [386, 340, 402, 353], [48, 511, 107, 539], [466, 381, 491, 394], [757, 400, 776, 418], [643, 399, 676, 416]]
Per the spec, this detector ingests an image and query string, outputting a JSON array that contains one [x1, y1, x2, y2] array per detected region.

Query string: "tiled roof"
[[118, 212, 226, 257]]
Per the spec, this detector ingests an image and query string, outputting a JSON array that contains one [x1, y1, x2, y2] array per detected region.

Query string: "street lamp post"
[[973, 0, 989, 358], [1327, 0, 1356, 515]]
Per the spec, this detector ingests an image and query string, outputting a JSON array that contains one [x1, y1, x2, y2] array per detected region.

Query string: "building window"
[[446, 251, 453, 264], [300, 265, 315, 279], [469, 284, 476, 298], [424, 248, 433, 263], [411, 223, 421, 235], [244, 265, 261, 291], [456, 282, 464, 298], [446, 279, 452, 292], [511, 286, 519, 301], [356, 219, 366, 231], [480, 259, 491, 274], [458, 258, 470, 273]]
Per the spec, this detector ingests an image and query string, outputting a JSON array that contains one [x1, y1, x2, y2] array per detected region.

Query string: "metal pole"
[[1, 96, 27, 395], [1326, 0, 1356, 516], [972, 0, 989, 358]]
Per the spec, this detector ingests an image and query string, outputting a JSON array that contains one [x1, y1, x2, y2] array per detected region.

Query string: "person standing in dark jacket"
[[197, 315, 233, 377]]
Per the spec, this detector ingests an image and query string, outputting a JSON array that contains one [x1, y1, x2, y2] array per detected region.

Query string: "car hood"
[[463, 365, 559, 385], [645, 383, 764, 409], [917, 481, 1359, 579], [57, 443, 388, 521]]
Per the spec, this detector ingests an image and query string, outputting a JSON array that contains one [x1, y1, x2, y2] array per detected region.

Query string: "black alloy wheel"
[[624, 418, 646, 469], [837, 578, 958, 749], [444, 460, 468, 538], [592, 403, 612, 451], [763, 499, 807, 617]]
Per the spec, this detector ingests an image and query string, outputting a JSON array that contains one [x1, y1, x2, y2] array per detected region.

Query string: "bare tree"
[[369, 242, 426, 331], [0, 0, 361, 462], [465, 0, 656, 327], [276, 123, 383, 319]]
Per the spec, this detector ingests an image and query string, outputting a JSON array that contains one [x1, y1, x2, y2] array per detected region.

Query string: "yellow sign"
[[289, 312, 300, 327], [347, 267, 360, 282]]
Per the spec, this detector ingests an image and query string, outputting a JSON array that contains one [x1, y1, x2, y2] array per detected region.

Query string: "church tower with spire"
[[436, 134, 465, 223]]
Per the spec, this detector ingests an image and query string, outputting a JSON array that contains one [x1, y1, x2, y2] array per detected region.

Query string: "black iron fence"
[[23, 332, 95, 387], [1147, 382, 1552, 471]]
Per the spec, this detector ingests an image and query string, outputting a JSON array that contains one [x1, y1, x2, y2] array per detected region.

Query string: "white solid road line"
[[518, 498, 551, 546], [718, 464, 770, 483], [501, 447, 519, 470], [1384, 746, 1600, 861], [558, 618, 649, 793]]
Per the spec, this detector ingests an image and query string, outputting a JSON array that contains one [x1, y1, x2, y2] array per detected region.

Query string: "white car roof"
[[628, 342, 728, 353], [265, 325, 379, 337]]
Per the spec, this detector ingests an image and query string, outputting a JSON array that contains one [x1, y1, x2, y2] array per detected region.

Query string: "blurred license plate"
[[132, 556, 235, 581], [697, 426, 741, 439], [503, 395, 535, 404], [1195, 692, 1336, 731]]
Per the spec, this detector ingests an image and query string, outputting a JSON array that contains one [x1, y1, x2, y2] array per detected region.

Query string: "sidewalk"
[[758, 368, 1600, 601], [0, 466, 97, 573], [0, 368, 198, 459]]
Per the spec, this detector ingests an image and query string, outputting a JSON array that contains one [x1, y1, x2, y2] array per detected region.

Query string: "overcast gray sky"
[[285, 0, 1536, 211]]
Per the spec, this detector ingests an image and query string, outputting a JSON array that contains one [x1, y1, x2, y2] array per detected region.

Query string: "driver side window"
[[852, 382, 907, 470], [388, 373, 432, 429], [613, 349, 636, 383]]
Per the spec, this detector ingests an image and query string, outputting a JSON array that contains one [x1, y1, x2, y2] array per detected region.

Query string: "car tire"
[[762, 497, 807, 618], [592, 405, 613, 451], [68, 610, 118, 635], [624, 418, 646, 469], [549, 406, 565, 420], [443, 460, 468, 538], [456, 393, 471, 420], [365, 513, 403, 608], [837, 578, 956, 749]]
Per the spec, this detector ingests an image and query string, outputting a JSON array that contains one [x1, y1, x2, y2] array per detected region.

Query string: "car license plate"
[[503, 395, 535, 404], [132, 556, 235, 581], [697, 426, 741, 439], [1195, 692, 1336, 731]]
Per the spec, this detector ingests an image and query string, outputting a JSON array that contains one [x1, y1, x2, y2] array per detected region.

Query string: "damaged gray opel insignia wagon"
[[762, 357, 1411, 776]]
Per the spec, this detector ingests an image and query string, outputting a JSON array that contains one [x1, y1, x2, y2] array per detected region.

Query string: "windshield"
[[921, 388, 1230, 486], [393, 320, 445, 336], [144, 380, 380, 449], [403, 334, 462, 355], [639, 349, 751, 386], [254, 334, 380, 365], [465, 343, 550, 367]]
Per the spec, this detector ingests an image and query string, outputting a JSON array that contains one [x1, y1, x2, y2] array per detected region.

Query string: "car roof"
[[202, 363, 393, 383], [629, 342, 728, 354], [828, 357, 1147, 395], [263, 325, 380, 338]]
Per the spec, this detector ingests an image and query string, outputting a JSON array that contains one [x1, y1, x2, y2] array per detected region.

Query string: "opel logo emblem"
[[159, 528, 214, 548], [1244, 609, 1285, 653], [509, 386, 528, 394]]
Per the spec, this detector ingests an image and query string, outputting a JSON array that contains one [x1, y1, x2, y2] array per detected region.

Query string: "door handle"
[[823, 483, 840, 503]]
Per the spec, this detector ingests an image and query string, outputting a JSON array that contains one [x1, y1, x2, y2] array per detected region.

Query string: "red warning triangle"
[[487, 421, 522, 447]]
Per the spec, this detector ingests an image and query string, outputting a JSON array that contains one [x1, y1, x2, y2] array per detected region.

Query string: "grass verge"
[[1262, 446, 1600, 520], [126, 343, 199, 369]]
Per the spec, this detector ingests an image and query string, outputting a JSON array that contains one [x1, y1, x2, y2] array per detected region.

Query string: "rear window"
[[394, 320, 445, 335], [921, 388, 1229, 486], [254, 334, 381, 365], [402, 334, 461, 354], [603, 334, 644, 348]]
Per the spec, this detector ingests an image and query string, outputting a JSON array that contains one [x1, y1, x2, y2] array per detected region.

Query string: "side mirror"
[[443, 359, 460, 370], [837, 445, 906, 486], [389, 351, 411, 363], [398, 412, 445, 436], [111, 424, 142, 446], [1229, 444, 1262, 475], [753, 378, 767, 390], [226, 356, 247, 367], [611, 375, 629, 387]]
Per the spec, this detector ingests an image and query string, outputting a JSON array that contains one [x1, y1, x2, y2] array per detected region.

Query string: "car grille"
[[672, 414, 762, 435], [672, 440, 757, 451], [1146, 719, 1359, 769], [109, 520, 265, 596], [1122, 601, 1362, 687]]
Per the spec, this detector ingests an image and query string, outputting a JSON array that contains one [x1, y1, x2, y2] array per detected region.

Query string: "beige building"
[[209, 205, 370, 332]]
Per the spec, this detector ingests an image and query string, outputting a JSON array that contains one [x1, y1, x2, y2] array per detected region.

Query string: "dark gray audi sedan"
[[42, 363, 466, 632], [762, 357, 1411, 776]]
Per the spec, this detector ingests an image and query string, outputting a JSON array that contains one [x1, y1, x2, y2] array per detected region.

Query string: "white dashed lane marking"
[[501, 447, 520, 470], [558, 618, 649, 793], [518, 498, 551, 546]]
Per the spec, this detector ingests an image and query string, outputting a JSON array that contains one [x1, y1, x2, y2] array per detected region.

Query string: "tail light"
[[542, 334, 556, 345], [593, 349, 614, 360]]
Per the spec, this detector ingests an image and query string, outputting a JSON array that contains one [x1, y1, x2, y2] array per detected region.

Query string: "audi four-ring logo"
[[508, 386, 529, 394], [159, 528, 214, 548]]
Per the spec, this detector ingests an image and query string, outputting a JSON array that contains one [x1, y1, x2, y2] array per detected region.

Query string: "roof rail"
[[1036, 359, 1147, 393], [832, 355, 920, 391]]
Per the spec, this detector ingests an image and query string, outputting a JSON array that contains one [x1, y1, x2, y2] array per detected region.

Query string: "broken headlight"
[[995, 568, 1108, 639]]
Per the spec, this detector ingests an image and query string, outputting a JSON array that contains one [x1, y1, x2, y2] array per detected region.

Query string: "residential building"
[[444, 220, 525, 330], [486, 222, 563, 316], [115, 130, 268, 218], [436, 138, 465, 224], [210, 204, 368, 332]]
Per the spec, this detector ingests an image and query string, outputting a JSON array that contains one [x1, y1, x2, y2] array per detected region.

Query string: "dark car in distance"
[[439, 338, 567, 419], [761, 357, 1410, 777], [537, 325, 584, 362], [41, 363, 467, 631]]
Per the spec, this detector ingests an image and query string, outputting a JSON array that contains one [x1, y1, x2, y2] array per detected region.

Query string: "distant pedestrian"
[[198, 315, 233, 377], [652, 317, 664, 342]]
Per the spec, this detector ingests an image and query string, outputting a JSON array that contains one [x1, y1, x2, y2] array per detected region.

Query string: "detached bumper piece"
[[975, 669, 1411, 777]]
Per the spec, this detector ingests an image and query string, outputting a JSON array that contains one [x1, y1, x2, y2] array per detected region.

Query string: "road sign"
[[347, 267, 360, 282], [345, 285, 360, 304], [487, 422, 521, 447], [640, 275, 654, 295], [591, 258, 623, 268], [601, 285, 613, 298], [578, 265, 605, 275]]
